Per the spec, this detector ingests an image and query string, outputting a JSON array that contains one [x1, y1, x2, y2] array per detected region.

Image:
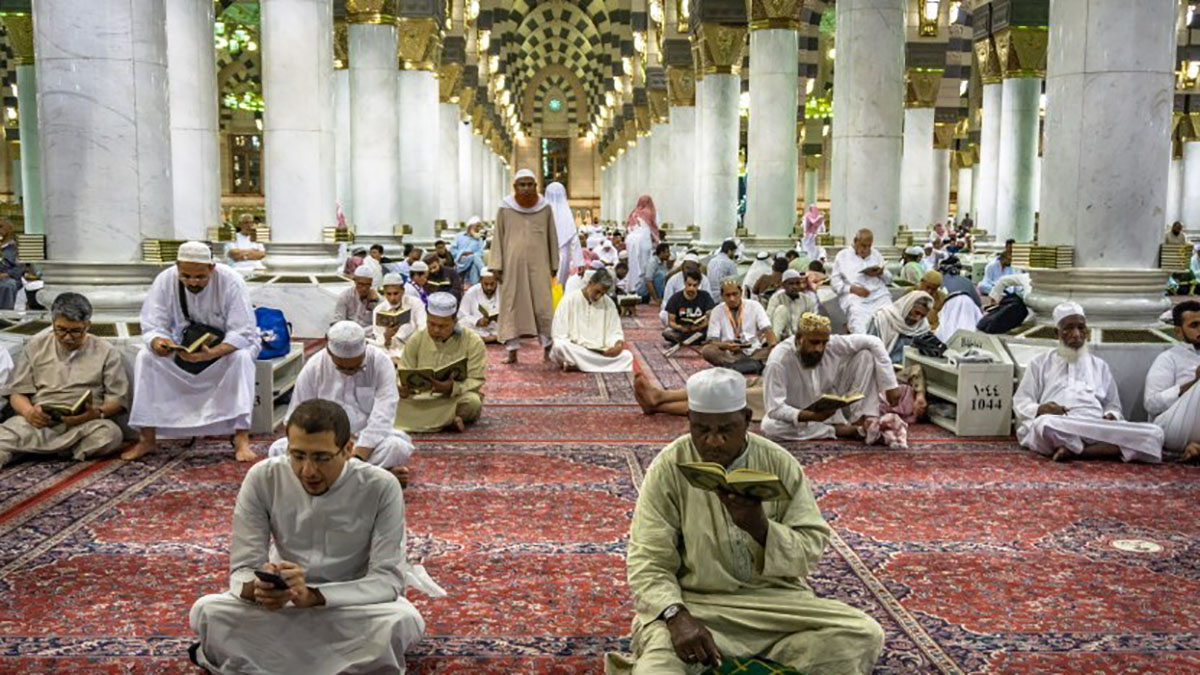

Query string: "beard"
[[799, 350, 824, 368], [1056, 343, 1088, 363], [514, 191, 539, 209]]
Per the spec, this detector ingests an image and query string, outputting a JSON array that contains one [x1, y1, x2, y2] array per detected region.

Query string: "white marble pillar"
[[438, 103, 460, 226], [635, 137, 652, 203], [746, 28, 799, 244], [669, 106, 696, 228], [469, 133, 484, 218], [397, 70, 439, 239], [334, 68, 352, 224], [976, 82, 1002, 236], [804, 169, 818, 206], [457, 121, 475, 219], [35, 0, 173, 260], [650, 122, 672, 224], [900, 107, 935, 229], [996, 76, 1041, 242], [957, 166, 974, 219], [697, 74, 741, 246], [1167, 156, 1183, 227], [349, 22, 399, 236], [16, 64, 42, 234], [165, 0, 219, 241], [1182, 142, 1200, 230], [262, 0, 335, 241], [830, 0, 904, 240], [970, 164, 980, 218], [932, 148, 951, 226], [600, 164, 609, 220], [478, 146, 490, 223], [694, 82, 706, 232]]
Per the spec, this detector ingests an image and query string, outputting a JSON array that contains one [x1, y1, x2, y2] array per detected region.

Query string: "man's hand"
[[458, 251, 473, 261], [715, 489, 769, 546], [850, 284, 870, 298], [24, 405, 52, 429], [398, 381, 412, 399], [603, 342, 625, 358], [913, 394, 928, 419], [476, 316, 491, 328], [721, 341, 742, 352], [368, 288, 380, 302], [384, 325, 399, 343], [150, 337, 175, 357], [278, 561, 324, 609], [177, 345, 222, 364], [862, 267, 884, 278], [430, 376, 455, 395], [492, 270, 503, 284], [1036, 402, 1068, 417], [252, 563, 293, 611], [666, 608, 722, 668], [1104, 412, 1118, 421], [798, 407, 838, 424], [884, 387, 903, 408], [61, 407, 101, 428]]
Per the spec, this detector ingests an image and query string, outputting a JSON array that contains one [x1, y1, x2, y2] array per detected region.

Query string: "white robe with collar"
[[830, 248, 893, 334], [457, 283, 501, 341], [1144, 343, 1200, 457], [549, 289, 634, 372], [369, 295, 427, 360]]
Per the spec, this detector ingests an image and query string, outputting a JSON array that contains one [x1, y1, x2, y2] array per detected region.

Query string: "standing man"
[[1143, 300, 1200, 462], [831, 229, 892, 334], [126, 242, 260, 461], [492, 169, 559, 364]]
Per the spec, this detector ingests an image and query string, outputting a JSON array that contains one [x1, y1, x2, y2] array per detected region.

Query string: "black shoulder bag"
[[175, 281, 227, 375]]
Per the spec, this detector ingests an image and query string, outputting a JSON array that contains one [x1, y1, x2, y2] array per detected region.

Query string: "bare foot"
[[1051, 447, 1071, 462], [543, 346, 552, 362], [449, 416, 466, 433], [1182, 442, 1200, 463], [121, 440, 157, 461], [632, 373, 659, 414], [561, 361, 571, 373], [503, 350, 518, 364], [233, 433, 257, 462], [390, 466, 410, 487]]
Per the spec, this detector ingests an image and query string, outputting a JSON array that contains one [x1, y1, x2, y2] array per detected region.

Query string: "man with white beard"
[[1143, 300, 1200, 462], [1013, 302, 1164, 463], [830, 229, 892, 334]]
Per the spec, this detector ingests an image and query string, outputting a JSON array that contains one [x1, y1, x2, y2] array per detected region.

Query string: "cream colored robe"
[[491, 205, 560, 342], [549, 289, 634, 373], [394, 328, 486, 433]]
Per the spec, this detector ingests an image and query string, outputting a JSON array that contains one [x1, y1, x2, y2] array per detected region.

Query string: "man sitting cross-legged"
[[0, 293, 130, 468], [609, 368, 883, 675], [766, 269, 820, 341], [457, 267, 501, 343], [371, 273, 427, 361], [335, 267, 381, 328], [662, 269, 715, 346], [761, 312, 903, 442], [395, 292, 486, 433], [269, 321, 414, 485], [700, 278, 778, 375], [1014, 302, 1163, 462], [189, 399, 425, 674], [549, 267, 633, 373], [1144, 300, 1200, 462]]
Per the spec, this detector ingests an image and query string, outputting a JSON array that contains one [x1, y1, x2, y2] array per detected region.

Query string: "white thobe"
[[549, 289, 634, 373], [587, 230, 606, 250], [766, 291, 819, 340], [189, 457, 424, 674], [267, 348, 413, 467], [369, 296, 427, 360], [1144, 343, 1200, 458], [706, 253, 739, 298], [130, 264, 259, 437], [227, 233, 265, 276], [659, 272, 711, 326], [458, 284, 501, 341], [626, 222, 654, 296], [596, 245, 620, 266], [761, 335, 897, 441], [358, 256, 384, 285], [831, 248, 893, 334], [1014, 351, 1163, 463], [706, 299, 771, 356], [564, 273, 588, 299]]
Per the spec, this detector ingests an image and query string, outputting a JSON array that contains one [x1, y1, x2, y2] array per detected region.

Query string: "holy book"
[[167, 332, 217, 354], [478, 304, 498, 321], [676, 462, 791, 502], [804, 392, 864, 415], [42, 390, 92, 422], [397, 357, 468, 393], [375, 307, 412, 329]]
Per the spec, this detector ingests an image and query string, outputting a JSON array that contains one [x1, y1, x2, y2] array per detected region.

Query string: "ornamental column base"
[[261, 243, 343, 275], [1024, 268, 1171, 327], [40, 261, 164, 319]]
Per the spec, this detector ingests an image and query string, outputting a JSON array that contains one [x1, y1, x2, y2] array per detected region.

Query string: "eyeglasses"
[[52, 327, 87, 338]]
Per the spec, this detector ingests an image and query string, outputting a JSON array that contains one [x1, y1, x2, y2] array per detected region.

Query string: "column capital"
[[1186, 112, 1200, 141], [803, 155, 821, 171], [0, 13, 34, 66], [749, 0, 804, 32], [973, 37, 1002, 85], [344, 0, 399, 24], [334, 19, 349, 69], [666, 65, 696, 105], [905, 68, 943, 108], [437, 63, 462, 102], [648, 89, 670, 123], [954, 146, 977, 169], [994, 26, 1048, 79], [694, 23, 747, 76], [397, 17, 441, 71], [933, 121, 956, 149]]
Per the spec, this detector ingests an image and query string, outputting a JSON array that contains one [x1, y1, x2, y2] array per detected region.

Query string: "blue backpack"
[[255, 306, 291, 360]]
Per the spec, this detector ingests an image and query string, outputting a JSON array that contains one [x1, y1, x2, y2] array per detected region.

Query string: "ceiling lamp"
[[1181, 60, 1200, 90], [920, 0, 940, 37], [478, 30, 490, 53], [633, 31, 647, 57], [649, 0, 664, 26], [676, 0, 689, 33], [614, 77, 624, 94], [949, 1, 961, 24], [466, 0, 479, 22]]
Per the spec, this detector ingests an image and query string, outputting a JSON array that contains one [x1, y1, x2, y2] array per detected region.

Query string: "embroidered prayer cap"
[[381, 273, 404, 287], [720, 277, 741, 289], [798, 312, 832, 333], [1052, 301, 1085, 326], [921, 270, 943, 286], [782, 269, 802, 282], [479, 266, 494, 278], [687, 368, 747, 414], [353, 266, 375, 280], [427, 292, 458, 317], [410, 260, 429, 273], [514, 168, 536, 181], [905, 246, 924, 256], [176, 241, 213, 264], [327, 321, 366, 358]]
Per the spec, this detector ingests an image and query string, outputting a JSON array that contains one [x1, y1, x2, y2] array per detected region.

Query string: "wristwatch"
[[661, 603, 684, 622]]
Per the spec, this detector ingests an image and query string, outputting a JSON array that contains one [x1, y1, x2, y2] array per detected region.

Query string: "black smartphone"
[[253, 569, 289, 590]]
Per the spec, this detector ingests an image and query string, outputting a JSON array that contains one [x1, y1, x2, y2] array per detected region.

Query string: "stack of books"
[[16, 234, 45, 262], [142, 239, 189, 263], [254, 224, 271, 243], [1013, 244, 1074, 270], [322, 227, 354, 243], [1160, 244, 1192, 271]]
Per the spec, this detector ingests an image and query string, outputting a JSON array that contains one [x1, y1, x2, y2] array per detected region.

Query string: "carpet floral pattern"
[[0, 306, 1197, 673]]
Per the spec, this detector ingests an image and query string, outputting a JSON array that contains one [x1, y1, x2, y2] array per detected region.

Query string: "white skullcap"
[[410, 260, 429, 273], [353, 266, 375, 279], [514, 168, 535, 181], [1052, 301, 1085, 325], [756, 251, 770, 260], [1193, 243, 1200, 253], [589, 260, 606, 269], [480, 266, 494, 278], [427, 292, 458, 317], [467, 216, 482, 226], [686, 368, 747, 414], [682, 253, 700, 263], [176, 241, 213, 264], [905, 246, 924, 256], [381, 272, 404, 287], [781, 269, 802, 282], [326, 321, 366, 358], [618, 250, 629, 260]]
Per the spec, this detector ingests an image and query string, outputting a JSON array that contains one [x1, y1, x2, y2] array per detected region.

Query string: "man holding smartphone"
[[188, 399, 425, 674]]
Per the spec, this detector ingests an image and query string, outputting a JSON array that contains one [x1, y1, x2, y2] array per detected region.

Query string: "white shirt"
[[457, 283, 500, 327], [370, 294, 426, 355], [707, 299, 771, 354], [830, 247, 892, 302], [228, 233, 265, 274], [140, 263, 260, 355], [1144, 343, 1200, 416], [552, 289, 625, 351], [284, 347, 399, 451], [706, 253, 739, 298], [1014, 350, 1123, 438], [763, 335, 895, 430]]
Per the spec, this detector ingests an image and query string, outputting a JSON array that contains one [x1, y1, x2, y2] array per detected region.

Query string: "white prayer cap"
[[1052, 301, 1085, 325], [905, 245, 924, 256], [480, 266, 494, 278], [682, 253, 700, 263], [353, 266, 375, 280], [755, 251, 770, 260], [326, 321, 366, 358], [381, 272, 404, 287], [410, 260, 429, 273], [618, 250, 629, 260], [590, 260, 606, 269], [686, 368, 747, 414], [427, 292, 458, 317], [514, 168, 536, 181], [467, 215, 482, 226], [1193, 243, 1200, 253], [176, 241, 213, 264], [782, 269, 802, 282]]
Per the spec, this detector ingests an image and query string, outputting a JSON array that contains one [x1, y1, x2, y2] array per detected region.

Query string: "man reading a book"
[[549, 268, 633, 373], [766, 269, 820, 341], [830, 229, 892, 334], [457, 267, 501, 343], [700, 278, 777, 375], [662, 269, 715, 346], [269, 322, 414, 484], [610, 368, 883, 675], [0, 293, 130, 468], [395, 292, 486, 433], [659, 254, 710, 327], [334, 267, 381, 329], [126, 242, 260, 461], [371, 273, 427, 361], [761, 313, 903, 442]]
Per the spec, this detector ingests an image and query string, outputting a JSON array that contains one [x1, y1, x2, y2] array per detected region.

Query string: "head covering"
[[803, 205, 824, 237], [381, 272, 404, 287], [921, 270, 944, 287], [353, 266, 374, 280], [479, 266, 494, 279], [1192, 243, 1200, 254], [467, 215, 482, 227], [682, 253, 700, 264], [1053, 301, 1085, 326], [427, 292, 458, 317], [798, 312, 832, 333], [686, 368, 747, 414], [905, 245, 924, 257], [326, 321, 366, 358], [545, 182, 582, 277], [410, 260, 429, 273], [514, 168, 535, 181], [781, 269, 802, 282], [176, 241, 213, 264], [756, 251, 770, 260], [872, 291, 934, 354], [618, 250, 629, 260], [501, 169, 548, 213], [624, 195, 661, 243]]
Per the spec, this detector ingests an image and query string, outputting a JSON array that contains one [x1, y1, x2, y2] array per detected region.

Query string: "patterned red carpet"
[[1, 306, 1198, 674]]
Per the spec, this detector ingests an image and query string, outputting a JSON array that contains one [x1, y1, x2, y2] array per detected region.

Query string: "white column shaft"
[[397, 70, 439, 238], [932, 148, 951, 226], [1182, 143, 1200, 230], [957, 166, 974, 219], [669, 106, 696, 228], [900, 107, 935, 228], [334, 69, 351, 223], [1166, 156, 1182, 227], [438, 103, 460, 225], [697, 74, 741, 245], [747, 28, 799, 241], [694, 82, 705, 230], [165, 0, 219, 240], [976, 82, 1003, 236], [16, 65, 42, 234], [349, 23, 399, 236], [804, 169, 818, 206], [996, 76, 1041, 242], [470, 134, 484, 218], [650, 122, 671, 224]]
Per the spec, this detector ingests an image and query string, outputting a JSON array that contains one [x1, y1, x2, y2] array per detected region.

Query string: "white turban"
[[686, 368, 747, 414], [427, 292, 458, 317], [176, 241, 213, 264], [326, 321, 366, 358], [781, 269, 802, 282], [480, 266, 494, 279], [410, 260, 429, 273], [353, 266, 375, 280], [381, 272, 404, 287], [467, 216, 482, 227], [682, 253, 700, 264], [514, 168, 536, 181], [905, 246, 924, 256], [1052, 301, 1085, 325], [755, 251, 770, 260]]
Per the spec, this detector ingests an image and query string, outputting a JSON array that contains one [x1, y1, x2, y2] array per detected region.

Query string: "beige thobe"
[[0, 332, 129, 462], [491, 205, 560, 343], [395, 328, 486, 432]]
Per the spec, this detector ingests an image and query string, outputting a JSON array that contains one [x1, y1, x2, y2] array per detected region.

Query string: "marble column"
[[900, 107, 936, 229], [650, 122, 672, 223], [830, 0, 904, 240], [804, 168, 818, 206], [996, 75, 1042, 242], [262, 0, 336, 241], [1032, 0, 1175, 325], [165, 0, 219, 240], [957, 165, 974, 219], [349, 20, 399, 236], [669, 106, 696, 228], [1, 13, 43, 234], [397, 69, 439, 240], [437, 103, 460, 226], [1166, 155, 1182, 227], [696, 74, 741, 246], [932, 147, 951, 226], [469, 132, 484, 218], [746, 27, 800, 246], [976, 81, 1002, 237], [457, 120, 475, 219], [334, 67, 351, 224], [635, 136, 652, 203], [694, 79, 706, 234], [1182, 142, 1200, 230]]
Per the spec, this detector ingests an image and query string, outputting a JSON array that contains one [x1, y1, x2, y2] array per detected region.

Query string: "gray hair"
[[589, 267, 615, 291], [51, 292, 93, 323]]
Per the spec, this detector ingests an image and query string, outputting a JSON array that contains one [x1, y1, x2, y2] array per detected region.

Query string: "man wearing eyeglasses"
[[267, 321, 414, 485], [0, 292, 129, 467]]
